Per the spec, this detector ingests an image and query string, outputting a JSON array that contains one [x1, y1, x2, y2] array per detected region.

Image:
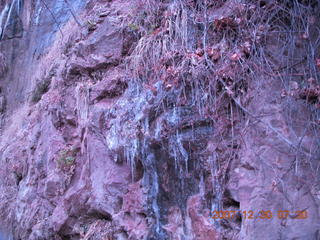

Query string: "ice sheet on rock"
[[0, 5, 9, 37], [0, 0, 23, 39]]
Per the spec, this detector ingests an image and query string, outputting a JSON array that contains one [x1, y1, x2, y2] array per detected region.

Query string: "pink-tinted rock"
[[0, 0, 319, 240], [187, 195, 218, 240]]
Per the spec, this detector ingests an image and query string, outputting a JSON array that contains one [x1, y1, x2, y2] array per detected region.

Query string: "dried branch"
[[39, 0, 63, 37], [207, 58, 313, 159], [64, 0, 83, 27]]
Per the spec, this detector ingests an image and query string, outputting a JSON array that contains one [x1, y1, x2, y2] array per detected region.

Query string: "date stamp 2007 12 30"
[[211, 210, 308, 220]]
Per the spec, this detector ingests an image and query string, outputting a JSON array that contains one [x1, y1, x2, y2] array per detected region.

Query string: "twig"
[[64, 0, 83, 27], [206, 59, 313, 159], [39, 0, 63, 37]]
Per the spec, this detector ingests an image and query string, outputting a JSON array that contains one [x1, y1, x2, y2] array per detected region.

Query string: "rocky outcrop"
[[0, 0, 319, 239]]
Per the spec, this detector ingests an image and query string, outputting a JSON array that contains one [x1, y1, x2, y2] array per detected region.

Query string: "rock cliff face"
[[0, 0, 319, 239]]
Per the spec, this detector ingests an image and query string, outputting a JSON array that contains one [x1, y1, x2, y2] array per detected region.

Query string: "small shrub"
[[64, 156, 75, 165], [128, 23, 139, 31], [57, 147, 78, 169]]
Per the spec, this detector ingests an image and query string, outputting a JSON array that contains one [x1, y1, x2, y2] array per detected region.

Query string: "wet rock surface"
[[0, 0, 319, 239]]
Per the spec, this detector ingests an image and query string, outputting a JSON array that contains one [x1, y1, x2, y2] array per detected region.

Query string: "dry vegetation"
[[123, 0, 320, 231]]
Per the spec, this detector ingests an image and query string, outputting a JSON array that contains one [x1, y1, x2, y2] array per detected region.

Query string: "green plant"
[[57, 148, 77, 167], [64, 156, 75, 165], [128, 23, 139, 31]]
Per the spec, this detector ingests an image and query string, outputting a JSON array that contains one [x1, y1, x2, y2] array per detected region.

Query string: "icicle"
[[176, 131, 188, 173], [145, 152, 161, 236], [199, 173, 205, 199], [75, 82, 89, 155], [141, 116, 150, 159], [154, 116, 162, 139], [106, 118, 118, 151], [152, 170, 161, 234], [210, 152, 222, 227], [34, 0, 42, 26], [17, 0, 22, 13], [170, 104, 179, 124], [142, 151, 159, 235], [173, 142, 178, 170], [143, 116, 149, 136], [128, 138, 138, 182]]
